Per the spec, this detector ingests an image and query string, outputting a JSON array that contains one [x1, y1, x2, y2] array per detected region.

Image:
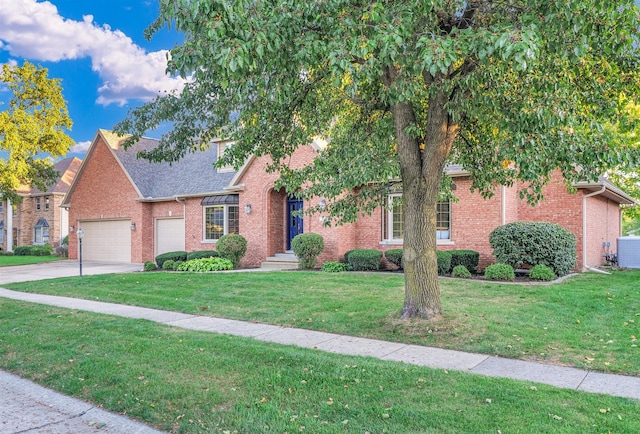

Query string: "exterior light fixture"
[[77, 228, 84, 277], [69, 225, 74, 232], [130, 223, 136, 231], [245, 204, 252, 215], [319, 199, 327, 211]]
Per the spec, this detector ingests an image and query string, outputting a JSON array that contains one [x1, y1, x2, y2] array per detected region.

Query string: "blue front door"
[[287, 198, 303, 250]]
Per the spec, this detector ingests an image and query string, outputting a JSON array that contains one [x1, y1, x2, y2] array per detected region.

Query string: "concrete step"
[[261, 253, 299, 270]]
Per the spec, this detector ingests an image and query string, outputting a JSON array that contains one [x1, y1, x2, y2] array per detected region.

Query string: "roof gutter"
[[582, 185, 609, 274]]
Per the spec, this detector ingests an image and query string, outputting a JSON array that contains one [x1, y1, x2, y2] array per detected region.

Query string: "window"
[[204, 205, 239, 241], [383, 194, 451, 242], [45, 196, 50, 211], [217, 142, 235, 173], [0, 202, 3, 214], [35, 197, 41, 211], [34, 218, 49, 245]]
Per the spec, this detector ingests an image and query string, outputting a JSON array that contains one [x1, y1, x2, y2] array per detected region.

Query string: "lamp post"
[[77, 228, 84, 277]]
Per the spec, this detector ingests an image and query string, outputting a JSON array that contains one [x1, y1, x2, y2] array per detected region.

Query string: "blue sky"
[[0, 0, 184, 158]]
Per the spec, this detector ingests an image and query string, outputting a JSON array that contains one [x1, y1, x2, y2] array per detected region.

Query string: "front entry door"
[[287, 198, 303, 250]]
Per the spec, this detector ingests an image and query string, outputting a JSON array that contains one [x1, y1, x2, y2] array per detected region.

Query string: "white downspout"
[[176, 197, 187, 250], [6, 199, 13, 252], [582, 185, 608, 274]]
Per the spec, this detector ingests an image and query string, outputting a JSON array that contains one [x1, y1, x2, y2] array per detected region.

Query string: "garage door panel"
[[156, 218, 185, 256], [80, 220, 131, 263]]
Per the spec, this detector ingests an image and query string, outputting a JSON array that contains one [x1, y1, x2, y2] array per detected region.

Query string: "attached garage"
[[155, 218, 185, 256], [79, 220, 131, 262]]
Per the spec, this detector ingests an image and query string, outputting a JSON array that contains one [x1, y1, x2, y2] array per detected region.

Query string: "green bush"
[[176, 257, 234, 272], [162, 259, 175, 271], [144, 261, 157, 272], [291, 233, 325, 269], [13, 245, 52, 256], [321, 261, 348, 272], [172, 260, 183, 270], [0, 250, 14, 256], [437, 250, 452, 275], [216, 234, 247, 269], [529, 264, 556, 281], [345, 249, 382, 271], [384, 249, 403, 269], [155, 251, 187, 268], [484, 263, 515, 281], [449, 250, 479, 274], [187, 250, 220, 260], [62, 235, 69, 245], [452, 265, 472, 278], [489, 221, 576, 276]]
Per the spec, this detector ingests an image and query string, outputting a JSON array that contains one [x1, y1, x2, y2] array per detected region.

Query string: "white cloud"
[[69, 140, 92, 154], [0, 0, 185, 106]]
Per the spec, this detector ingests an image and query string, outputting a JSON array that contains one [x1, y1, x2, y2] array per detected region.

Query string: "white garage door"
[[79, 220, 131, 263], [155, 218, 185, 256]]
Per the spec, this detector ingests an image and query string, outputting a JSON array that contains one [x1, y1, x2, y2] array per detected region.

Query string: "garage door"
[[79, 220, 131, 262], [155, 218, 185, 256]]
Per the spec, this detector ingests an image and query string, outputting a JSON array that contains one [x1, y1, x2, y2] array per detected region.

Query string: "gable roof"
[[27, 157, 82, 195], [63, 130, 238, 206]]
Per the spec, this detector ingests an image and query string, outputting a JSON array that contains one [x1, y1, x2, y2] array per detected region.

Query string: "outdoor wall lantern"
[[245, 204, 252, 215], [319, 199, 327, 211], [69, 225, 74, 232], [130, 223, 136, 231]]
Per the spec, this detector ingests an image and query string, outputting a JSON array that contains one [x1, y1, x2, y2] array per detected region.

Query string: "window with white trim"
[[34, 227, 49, 245], [382, 194, 451, 241], [217, 142, 235, 173], [204, 205, 239, 241], [35, 197, 41, 211], [45, 196, 50, 211]]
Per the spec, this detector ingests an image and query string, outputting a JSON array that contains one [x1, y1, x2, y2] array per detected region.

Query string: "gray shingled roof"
[[113, 137, 236, 199]]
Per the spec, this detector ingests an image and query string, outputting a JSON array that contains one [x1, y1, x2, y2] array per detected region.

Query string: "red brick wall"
[[585, 195, 621, 268], [67, 136, 143, 261]]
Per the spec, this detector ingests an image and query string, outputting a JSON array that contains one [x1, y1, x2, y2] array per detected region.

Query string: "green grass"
[[6, 270, 640, 375], [1, 299, 637, 433], [0, 255, 62, 266]]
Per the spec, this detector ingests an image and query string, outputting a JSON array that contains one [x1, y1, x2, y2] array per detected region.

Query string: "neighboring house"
[[1, 157, 81, 251], [63, 129, 635, 271]]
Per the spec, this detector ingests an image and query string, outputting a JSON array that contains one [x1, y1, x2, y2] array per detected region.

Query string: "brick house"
[[1, 157, 81, 251], [63, 129, 635, 271]]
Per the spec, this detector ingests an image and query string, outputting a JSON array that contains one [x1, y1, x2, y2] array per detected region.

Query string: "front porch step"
[[260, 253, 299, 270]]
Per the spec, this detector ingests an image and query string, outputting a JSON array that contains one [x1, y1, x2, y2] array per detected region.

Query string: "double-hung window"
[[35, 197, 41, 211], [383, 194, 451, 242], [202, 195, 239, 241]]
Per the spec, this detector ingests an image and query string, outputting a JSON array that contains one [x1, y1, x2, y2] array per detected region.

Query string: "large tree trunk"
[[391, 89, 458, 320]]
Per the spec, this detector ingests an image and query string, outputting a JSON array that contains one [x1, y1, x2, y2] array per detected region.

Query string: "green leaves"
[[0, 62, 74, 202]]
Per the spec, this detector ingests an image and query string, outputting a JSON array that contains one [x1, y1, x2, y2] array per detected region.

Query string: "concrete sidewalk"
[[1, 287, 639, 402]]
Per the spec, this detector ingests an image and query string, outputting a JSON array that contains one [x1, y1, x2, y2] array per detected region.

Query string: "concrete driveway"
[[0, 260, 142, 284]]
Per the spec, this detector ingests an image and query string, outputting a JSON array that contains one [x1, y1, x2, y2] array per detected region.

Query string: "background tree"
[[0, 62, 74, 203], [116, 1, 640, 319]]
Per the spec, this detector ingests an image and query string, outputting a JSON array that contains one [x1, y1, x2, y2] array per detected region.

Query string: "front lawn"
[[1, 300, 637, 433], [0, 255, 62, 267], [7, 270, 640, 376]]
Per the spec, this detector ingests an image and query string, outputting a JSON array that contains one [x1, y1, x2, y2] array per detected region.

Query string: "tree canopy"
[[0, 62, 74, 203], [117, 0, 640, 318]]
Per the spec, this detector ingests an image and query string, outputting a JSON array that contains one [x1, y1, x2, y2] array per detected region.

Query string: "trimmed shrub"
[[452, 265, 472, 278], [437, 250, 452, 275], [0, 250, 14, 256], [216, 234, 247, 269], [177, 257, 234, 272], [321, 261, 348, 272], [346, 249, 382, 271], [55, 244, 68, 258], [62, 235, 69, 246], [484, 263, 515, 281], [489, 221, 576, 276], [291, 233, 325, 269], [162, 259, 175, 271], [449, 250, 479, 274], [144, 261, 157, 272], [529, 264, 556, 281], [13, 245, 52, 256], [384, 249, 403, 269], [172, 260, 183, 270], [155, 251, 187, 268], [187, 250, 220, 260]]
